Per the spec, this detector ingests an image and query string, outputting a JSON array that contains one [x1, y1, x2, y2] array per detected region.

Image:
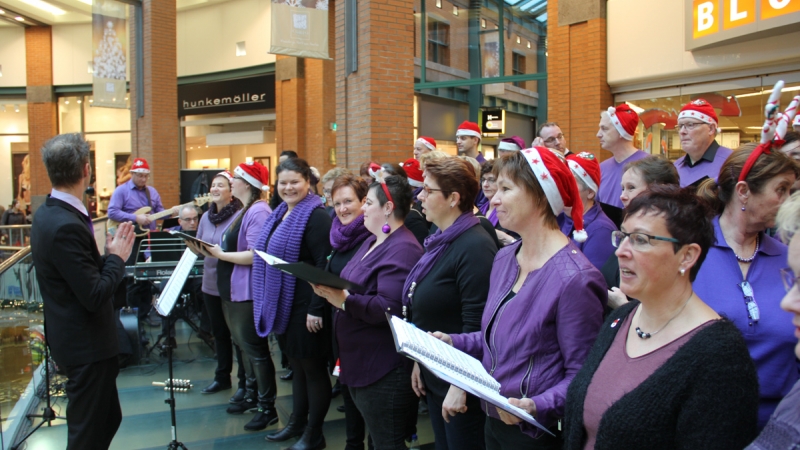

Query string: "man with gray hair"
[[31, 133, 135, 449]]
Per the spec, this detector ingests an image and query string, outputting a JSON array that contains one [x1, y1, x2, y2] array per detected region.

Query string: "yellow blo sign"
[[687, 0, 800, 49]]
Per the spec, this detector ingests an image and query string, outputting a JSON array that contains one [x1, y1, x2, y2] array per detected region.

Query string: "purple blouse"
[[230, 201, 271, 302], [559, 203, 618, 271], [107, 179, 165, 231], [196, 208, 242, 297], [335, 227, 423, 388], [597, 150, 650, 209], [693, 217, 800, 429]]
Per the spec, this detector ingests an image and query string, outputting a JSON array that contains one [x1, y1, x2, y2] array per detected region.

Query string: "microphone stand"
[[163, 310, 187, 449], [11, 332, 66, 450]]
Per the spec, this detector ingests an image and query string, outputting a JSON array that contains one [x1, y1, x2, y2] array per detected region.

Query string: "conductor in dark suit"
[[31, 133, 136, 450]]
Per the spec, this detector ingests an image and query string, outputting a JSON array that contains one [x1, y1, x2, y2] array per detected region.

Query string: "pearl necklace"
[[635, 293, 693, 339], [733, 235, 759, 263]]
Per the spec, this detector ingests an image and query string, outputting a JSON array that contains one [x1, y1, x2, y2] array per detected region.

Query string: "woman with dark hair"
[[311, 173, 372, 450], [188, 171, 248, 400], [777, 131, 800, 192], [435, 149, 606, 449], [479, 161, 518, 246], [312, 174, 424, 450], [205, 162, 278, 431], [408, 157, 498, 450], [694, 143, 800, 430], [564, 185, 759, 449], [604, 156, 681, 308], [252, 157, 333, 450]]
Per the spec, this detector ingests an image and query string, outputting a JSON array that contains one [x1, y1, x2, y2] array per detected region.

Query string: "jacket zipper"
[[520, 355, 535, 398], [487, 266, 521, 376]]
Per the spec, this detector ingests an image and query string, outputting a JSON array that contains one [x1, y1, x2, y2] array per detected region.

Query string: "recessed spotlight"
[[65, 100, 69, 105], [15, 16, 25, 22], [0, 9, 5, 14], [14, 105, 20, 112], [77, 99, 82, 104]]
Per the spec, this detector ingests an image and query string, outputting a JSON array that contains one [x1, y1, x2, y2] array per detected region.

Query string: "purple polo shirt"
[[674, 141, 733, 187], [196, 209, 241, 297], [693, 217, 800, 430], [558, 203, 617, 271], [107, 179, 165, 231], [230, 201, 271, 302], [335, 226, 423, 388], [597, 150, 649, 209]]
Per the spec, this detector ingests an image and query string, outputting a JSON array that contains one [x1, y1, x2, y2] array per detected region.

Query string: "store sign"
[[271, 0, 330, 60], [481, 109, 506, 135], [686, 0, 800, 50], [178, 75, 276, 116]]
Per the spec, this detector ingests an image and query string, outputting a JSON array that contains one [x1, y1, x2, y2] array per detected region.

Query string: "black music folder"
[[169, 230, 214, 248], [254, 250, 364, 291]]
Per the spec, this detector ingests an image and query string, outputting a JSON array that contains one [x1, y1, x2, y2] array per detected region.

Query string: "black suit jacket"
[[31, 196, 127, 367]]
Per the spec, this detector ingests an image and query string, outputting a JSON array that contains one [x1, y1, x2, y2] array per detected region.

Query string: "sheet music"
[[387, 315, 552, 434], [154, 249, 198, 316], [254, 250, 288, 266]]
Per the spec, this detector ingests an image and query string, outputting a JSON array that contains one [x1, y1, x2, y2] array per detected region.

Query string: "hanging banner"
[[270, 0, 330, 60], [92, 0, 127, 109]]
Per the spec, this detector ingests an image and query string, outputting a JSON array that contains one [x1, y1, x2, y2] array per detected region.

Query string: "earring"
[[680, 268, 686, 276], [741, 205, 746, 211], [382, 214, 391, 234]]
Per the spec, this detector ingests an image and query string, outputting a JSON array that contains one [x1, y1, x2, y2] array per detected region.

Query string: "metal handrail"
[[0, 246, 31, 277]]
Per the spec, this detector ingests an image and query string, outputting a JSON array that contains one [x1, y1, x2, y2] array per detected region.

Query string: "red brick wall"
[[335, 0, 415, 170], [547, 0, 612, 160], [130, 1, 180, 208], [25, 27, 57, 196]]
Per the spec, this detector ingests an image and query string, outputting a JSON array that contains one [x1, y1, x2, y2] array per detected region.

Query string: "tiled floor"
[[15, 321, 436, 449]]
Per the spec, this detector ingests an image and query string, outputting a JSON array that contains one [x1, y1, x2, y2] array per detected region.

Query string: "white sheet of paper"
[[154, 249, 198, 316], [254, 250, 288, 266]]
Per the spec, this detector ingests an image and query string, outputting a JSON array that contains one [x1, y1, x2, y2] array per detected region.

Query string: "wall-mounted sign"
[[686, 0, 800, 50], [481, 109, 506, 135], [92, 0, 127, 109], [178, 74, 276, 116], [271, 0, 330, 60]]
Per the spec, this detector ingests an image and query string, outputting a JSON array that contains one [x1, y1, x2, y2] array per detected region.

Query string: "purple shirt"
[[107, 179, 165, 230], [196, 208, 242, 297], [450, 240, 606, 436], [335, 227, 423, 388], [230, 201, 271, 302], [674, 142, 733, 188], [693, 217, 800, 430], [745, 379, 800, 450], [597, 150, 650, 209], [559, 203, 618, 271]]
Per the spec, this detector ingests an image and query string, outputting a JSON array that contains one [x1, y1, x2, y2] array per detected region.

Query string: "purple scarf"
[[479, 202, 499, 227], [401, 211, 480, 308], [252, 192, 323, 337], [330, 214, 371, 253]]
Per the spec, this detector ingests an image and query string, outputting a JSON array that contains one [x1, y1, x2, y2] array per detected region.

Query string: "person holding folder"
[[312, 173, 423, 450]]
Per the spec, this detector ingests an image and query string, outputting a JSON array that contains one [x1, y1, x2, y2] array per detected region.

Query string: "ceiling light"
[[15, 16, 25, 21], [89, 99, 93, 103], [746, 126, 764, 129], [1, 105, 5, 113], [76, 0, 92, 4], [77, 99, 82, 104], [14, 105, 20, 112], [736, 86, 800, 98], [65, 100, 69, 105], [0, 9, 5, 14], [21, 0, 66, 15]]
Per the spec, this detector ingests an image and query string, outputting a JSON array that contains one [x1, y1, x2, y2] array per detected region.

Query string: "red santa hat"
[[678, 98, 719, 126], [497, 136, 525, 152], [566, 152, 601, 194], [521, 147, 587, 242], [401, 158, 424, 188], [234, 161, 270, 192], [215, 170, 234, 183], [456, 121, 482, 140], [367, 162, 383, 180], [130, 158, 150, 174], [605, 104, 640, 141], [416, 136, 437, 151]]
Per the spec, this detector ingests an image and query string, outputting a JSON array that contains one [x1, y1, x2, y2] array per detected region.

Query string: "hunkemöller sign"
[[178, 75, 276, 116]]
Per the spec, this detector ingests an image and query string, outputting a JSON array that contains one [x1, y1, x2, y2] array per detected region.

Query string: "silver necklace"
[[635, 293, 693, 339]]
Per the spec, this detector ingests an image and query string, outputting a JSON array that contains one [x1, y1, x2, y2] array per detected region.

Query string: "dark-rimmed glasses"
[[611, 230, 680, 250], [780, 268, 800, 292], [421, 186, 445, 196]]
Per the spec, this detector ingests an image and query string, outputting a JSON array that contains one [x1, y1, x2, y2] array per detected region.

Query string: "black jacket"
[[31, 196, 127, 367], [564, 301, 760, 450]]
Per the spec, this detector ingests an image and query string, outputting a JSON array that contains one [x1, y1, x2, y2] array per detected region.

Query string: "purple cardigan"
[[196, 209, 241, 297], [450, 240, 606, 437], [230, 201, 271, 302], [335, 226, 423, 388]]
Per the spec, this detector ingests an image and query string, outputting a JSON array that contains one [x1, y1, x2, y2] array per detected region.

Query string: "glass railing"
[[0, 226, 31, 251]]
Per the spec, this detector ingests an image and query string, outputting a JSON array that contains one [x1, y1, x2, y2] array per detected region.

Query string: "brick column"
[[335, 0, 415, 170], [130, 1, 180, 208], [25, 26, 57, 201], [547, 0, 613, 160]]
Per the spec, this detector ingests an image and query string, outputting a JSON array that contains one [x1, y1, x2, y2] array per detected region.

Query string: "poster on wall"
[[115, 154, 132, 186], [92, 0, 127, 109], [483, 32, 500, 78], [11, 152, 30, 208], [270, 0, 330, 60]]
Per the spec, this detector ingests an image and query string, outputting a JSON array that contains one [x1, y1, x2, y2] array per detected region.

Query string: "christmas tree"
[[94, 21, 126, 80]]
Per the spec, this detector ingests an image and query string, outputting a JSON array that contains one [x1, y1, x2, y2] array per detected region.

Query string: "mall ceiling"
[[0, 0, 233, 27]]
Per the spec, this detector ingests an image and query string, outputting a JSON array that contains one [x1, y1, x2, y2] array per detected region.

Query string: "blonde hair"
[[419, 150, 450, 170], [777, 191, 800, 244], [456, 155, 480, 180]]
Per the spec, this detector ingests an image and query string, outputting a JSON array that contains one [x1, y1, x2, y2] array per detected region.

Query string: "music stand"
[[154, 249, 198, 450]]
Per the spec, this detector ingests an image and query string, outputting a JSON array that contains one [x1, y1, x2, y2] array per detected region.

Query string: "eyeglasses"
[[421, 186, 445, 195], [180, 217, 199, 222], [739, 281, 760, 323], [481, 177, 496, 185], [677, 122, 707, 131], [543, 134, 565, 145], [780, 268, 800, 292], [611, 230, 681, 250], [323, 189, 332, 196]]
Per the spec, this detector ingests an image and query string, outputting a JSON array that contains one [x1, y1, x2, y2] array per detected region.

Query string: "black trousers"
[[484, 416, 562, 450], [426, 388, 485, 450], [350, 367, 417, 450], [204, 292, 246, 387], [64, 356, 122, 450]]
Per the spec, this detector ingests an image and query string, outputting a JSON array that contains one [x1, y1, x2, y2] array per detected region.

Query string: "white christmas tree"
[[94, 21, 126, 80]]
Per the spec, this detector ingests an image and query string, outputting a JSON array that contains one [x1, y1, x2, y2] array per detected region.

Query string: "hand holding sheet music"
[[386, 315, 553, 435]]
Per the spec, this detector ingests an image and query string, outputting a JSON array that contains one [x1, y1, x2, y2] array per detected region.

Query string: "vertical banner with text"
[[270, 0, 330, 60], [92, 0, 127, 109]]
